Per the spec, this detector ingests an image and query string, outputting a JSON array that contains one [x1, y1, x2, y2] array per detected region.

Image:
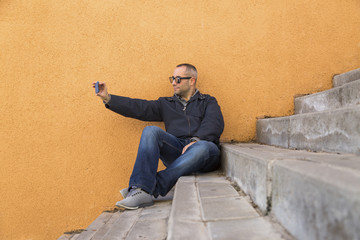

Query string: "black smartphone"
[[95, 81, 99, 94]]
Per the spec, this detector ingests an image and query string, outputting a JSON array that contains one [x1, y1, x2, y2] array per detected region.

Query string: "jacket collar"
[[173, 89, 204, 102]]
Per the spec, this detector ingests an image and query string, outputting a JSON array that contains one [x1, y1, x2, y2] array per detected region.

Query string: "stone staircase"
[[257, 68, 360, 154], [224, 68, 360, 239], [59, 68, 360, 240]]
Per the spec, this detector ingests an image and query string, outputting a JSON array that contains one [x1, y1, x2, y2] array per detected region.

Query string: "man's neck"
[[180, 89, 197, 102]]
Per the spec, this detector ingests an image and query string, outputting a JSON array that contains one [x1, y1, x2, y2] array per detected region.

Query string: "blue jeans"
[[128, 126, 221, 197]]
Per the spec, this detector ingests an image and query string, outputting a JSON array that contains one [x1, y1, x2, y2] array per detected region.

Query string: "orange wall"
[[1, 0, 359, 239]]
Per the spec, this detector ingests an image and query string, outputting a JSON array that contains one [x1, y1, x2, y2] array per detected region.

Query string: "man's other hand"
[[92, 82, 110, 103], [182, 141, 196, 154]]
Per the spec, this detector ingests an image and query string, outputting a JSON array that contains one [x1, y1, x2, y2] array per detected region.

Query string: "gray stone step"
[[91, 211, 122, 240], [168, 172, 290, 240], [257, 106, 360, 154], [221, 143, 360, 240], [272, 159, 360, 240], [57, 233, 80, 240], [58, 192, 173, 240], [100, 208, 142, 240], [93, 198, 172, 240], [333, 68, 360, 87], [294, 79, 360, 114], [76, 211, 115, 240]]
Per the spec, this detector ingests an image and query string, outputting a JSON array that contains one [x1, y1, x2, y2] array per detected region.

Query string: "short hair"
[[176, 63, 198, 79]]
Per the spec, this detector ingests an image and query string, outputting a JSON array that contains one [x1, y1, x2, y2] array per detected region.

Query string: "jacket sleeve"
[[194, 97, 224, 142], [105, 94, 162, 121]]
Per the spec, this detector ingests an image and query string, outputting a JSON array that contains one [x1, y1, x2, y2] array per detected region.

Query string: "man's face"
[[171, 66, 193, 97]]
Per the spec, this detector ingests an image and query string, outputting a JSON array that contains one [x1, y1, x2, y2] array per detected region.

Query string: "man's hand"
[[182, 141, 197, 154], [92, 82, 110, 103]]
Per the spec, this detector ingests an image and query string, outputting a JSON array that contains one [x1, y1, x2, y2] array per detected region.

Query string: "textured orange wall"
[[1, 0, 359, 239]]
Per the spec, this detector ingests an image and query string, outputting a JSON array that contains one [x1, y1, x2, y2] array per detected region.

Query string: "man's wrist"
[[103, 94, 111, 104]]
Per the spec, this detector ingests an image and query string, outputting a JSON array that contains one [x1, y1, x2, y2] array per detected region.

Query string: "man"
[[94, 63, 224, 209]]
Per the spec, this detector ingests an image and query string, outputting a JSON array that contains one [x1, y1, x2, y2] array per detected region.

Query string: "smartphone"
[[95, 81, 99, 94]]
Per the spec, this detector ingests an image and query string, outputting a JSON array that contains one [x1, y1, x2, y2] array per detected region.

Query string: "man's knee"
[[141, 126, 163, 139], [188, 141, 219, 158]]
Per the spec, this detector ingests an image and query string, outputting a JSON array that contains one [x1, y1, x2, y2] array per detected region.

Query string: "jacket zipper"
[[183, 105, 191, 136]]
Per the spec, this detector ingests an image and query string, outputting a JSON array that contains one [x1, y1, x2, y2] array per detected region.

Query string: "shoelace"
[[128, 189, 142, 197]]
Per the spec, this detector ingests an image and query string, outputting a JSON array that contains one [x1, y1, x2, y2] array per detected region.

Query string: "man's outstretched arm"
[[93, 82, 162, 122]]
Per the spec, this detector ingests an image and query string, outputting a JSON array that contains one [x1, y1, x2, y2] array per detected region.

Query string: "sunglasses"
[[169, 76, 192, 84]]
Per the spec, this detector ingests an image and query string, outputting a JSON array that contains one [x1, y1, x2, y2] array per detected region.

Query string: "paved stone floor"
[[58, 172, 292, 240], [58, 190, 174, 240]]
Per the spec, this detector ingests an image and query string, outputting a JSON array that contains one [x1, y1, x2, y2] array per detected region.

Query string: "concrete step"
[[58, 193, 173, 240], [221, 143, 360, 240], [294, 79, 360, 114], [167, 172, 291, 240], [57, 211, 123, 240], [90, 211, 122, 240], [102, 201, 172, 240], [76, 211, 116, 240], [57, 233, 80, 240], [333, 67, 360, 87], [256, 105, 360, 154]]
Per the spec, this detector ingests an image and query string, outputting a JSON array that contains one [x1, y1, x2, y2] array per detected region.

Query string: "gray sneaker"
[[115, 188, 154, 210], [119, 188, 129, 198]]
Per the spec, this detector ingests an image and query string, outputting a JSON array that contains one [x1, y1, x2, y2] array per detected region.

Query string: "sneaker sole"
[[115, 201, 154, 210]]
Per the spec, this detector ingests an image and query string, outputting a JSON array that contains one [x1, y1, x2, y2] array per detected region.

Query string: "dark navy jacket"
[[105, 91, 224, 146]]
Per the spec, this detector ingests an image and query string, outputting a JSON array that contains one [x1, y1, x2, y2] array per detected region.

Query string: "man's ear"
[[190, 77, 197, 86]]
